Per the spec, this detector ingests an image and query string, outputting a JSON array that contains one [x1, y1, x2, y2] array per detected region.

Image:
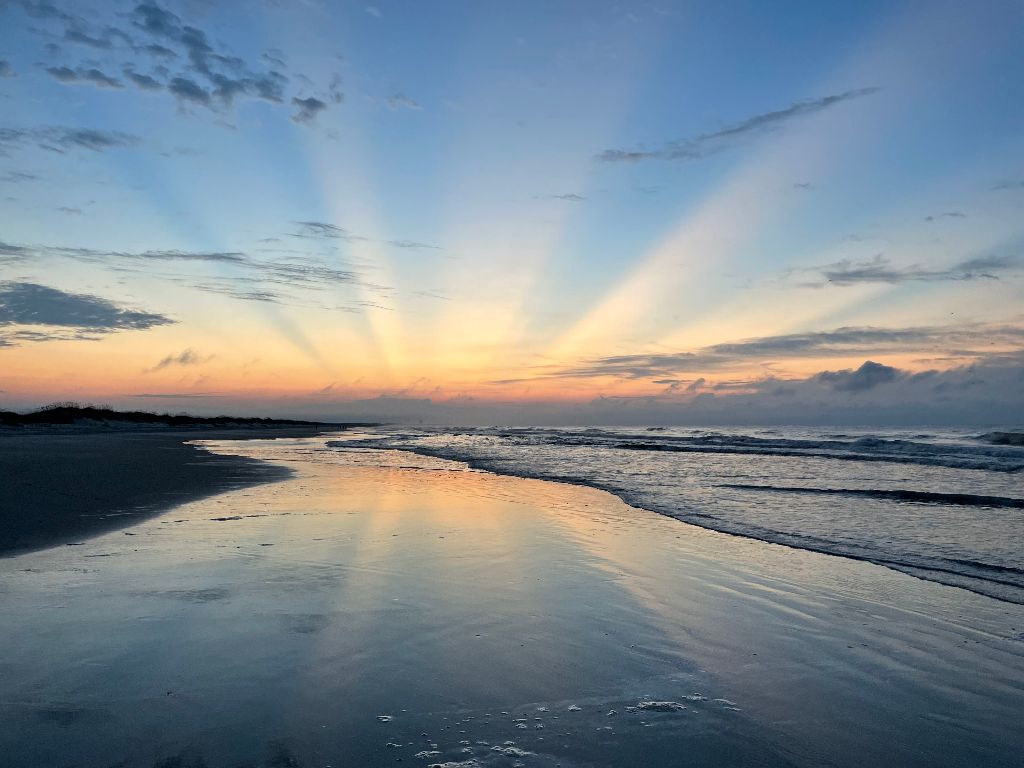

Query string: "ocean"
[[329, 425, 1024, 604]]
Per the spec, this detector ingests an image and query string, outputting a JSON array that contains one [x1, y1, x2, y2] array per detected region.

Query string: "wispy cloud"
[[811, 254, 1020, 286], [0, 239, 374, 310], [547, 323, 1024, 380], [535, 193, 587, 202], [0, 125, 140, 154], [145, 347, 212, 372], [387, 93, 421, 111], [291, 220, 355, 240], [597, 87, 879, 163], [131, 392, 221, 398]]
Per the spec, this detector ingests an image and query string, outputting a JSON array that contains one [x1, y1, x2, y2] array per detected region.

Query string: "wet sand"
[[0, 428, 326, 555], [0, 436, 1022, 767]]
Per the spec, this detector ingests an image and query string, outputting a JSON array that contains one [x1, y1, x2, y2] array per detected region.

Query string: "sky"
[[0, 0, 1022, 425]]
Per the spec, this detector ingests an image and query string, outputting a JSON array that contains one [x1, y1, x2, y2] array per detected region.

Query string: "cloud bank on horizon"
[[0, 0, 1022, 424]]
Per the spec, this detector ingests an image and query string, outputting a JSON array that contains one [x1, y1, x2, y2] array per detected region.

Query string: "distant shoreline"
[[0, 404, 379, 433], [0, 426, 348, 556]]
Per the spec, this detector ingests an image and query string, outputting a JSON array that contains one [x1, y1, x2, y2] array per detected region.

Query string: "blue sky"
[[1, 0, 1022, 424]]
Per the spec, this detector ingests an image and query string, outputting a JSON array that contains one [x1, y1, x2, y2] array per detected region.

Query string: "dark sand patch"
[[0, 428, 329, 555]]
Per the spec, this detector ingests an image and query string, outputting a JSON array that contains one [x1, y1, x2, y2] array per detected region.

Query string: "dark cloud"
[[597, 87, 879, 163], [123, 69, 163, 90], [129, 1, 291, 110], [0, 125, 140, 154], [0, 282, 173, 337], [56, 206, 82, 215], [168, 75, 212, 106], [0, 60, 13, 77], [45, 65, 123, 88], [814, 253, 1020, 286], [813, 360, 900, 392], [292, 96, 327, 124]]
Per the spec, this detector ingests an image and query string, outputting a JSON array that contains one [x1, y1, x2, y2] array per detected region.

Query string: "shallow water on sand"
[[1, 436, 1022, 767], [333, 426, 1024, 603]]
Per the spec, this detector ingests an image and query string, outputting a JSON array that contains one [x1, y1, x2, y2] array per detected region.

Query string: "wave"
[[361, 427, 1024, 472], [978, 431, 1024, 446], [717, 484, 1024, 509]]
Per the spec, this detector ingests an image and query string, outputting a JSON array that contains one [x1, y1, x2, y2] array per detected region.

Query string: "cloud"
[[0, 171, 38, 183], [45, 65, 123, 89], [387, 93, 422, 110], [992, 179, 1024, 191], [0, 239, 370, 311], [123, 69, 163, 90], [536, 193, 587, 202], [131, 392, 221, 398], [0, 60, 13, 78], [168, 75, 212, 106], [924, 211, 966, 222], [0, 241, 32, 261], [0, 282, 173, 340], [291, 220, 352, 239], [386, 239, 441, 250], [139, 42, 176, 58], [813, 360, 900, 392], [63, 24, 131, 50], [146, 347, 211, 372], [597, 87, 879, 163], [366, 6, 383, 18], [552, 323, 1024, 379], [292, 96, 327, 124], [328, 73, 344, 104], [0, 125, 140, 154], [813, 253, 1020, 286], [289, 221, 440, 251], [128, 1, 290, 110]]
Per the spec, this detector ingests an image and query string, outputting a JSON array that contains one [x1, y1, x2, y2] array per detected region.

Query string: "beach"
[[0, 427, 330, 555], [1, 434, 1021, 767]]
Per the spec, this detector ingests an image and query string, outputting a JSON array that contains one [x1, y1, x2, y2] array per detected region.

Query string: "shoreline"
[[0, 427, 336, 556], [351, 441, 1024, 605]]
